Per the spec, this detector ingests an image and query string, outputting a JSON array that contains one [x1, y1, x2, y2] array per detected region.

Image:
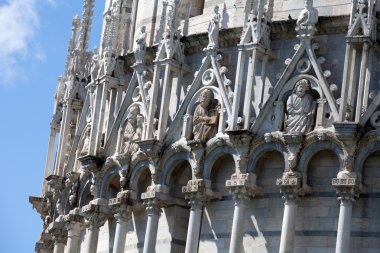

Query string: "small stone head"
[[294, 79, 310, 98], [305, 0, 313, 8], [127, 106, 139, 123], [199, 89, 214, 108], [69, 194, 77, 207], [214, 5, 219, 13], [93, 47, 99, 55], [90, 184, 97, 197], [140, 25, 146, 34]]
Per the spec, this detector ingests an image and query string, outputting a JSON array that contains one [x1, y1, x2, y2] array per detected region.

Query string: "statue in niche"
[[122, 107, 143, 155], [207, 5, 221, 49], [297, 0, 318, 29], [193, 89, 219, 141], [134, 26, 146, 64], [90, 47, 99, 82], [79, 127, 91, 156], [285, 79, 316, 134]]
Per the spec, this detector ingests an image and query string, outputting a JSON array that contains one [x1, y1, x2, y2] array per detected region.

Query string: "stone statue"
[[135, 26, 146, 64], [297, 0, 318, 29], [90, 47, 99, 82], [80, 127, 91, 156], [193, 89, 219, 141], [122, 107, 142, 155], [285, 79, 316, 134], [207, 6, 221, 49]]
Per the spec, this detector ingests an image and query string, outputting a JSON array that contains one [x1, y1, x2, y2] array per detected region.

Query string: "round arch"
[[203, 145, 236, 179], [298, 140, 344, 174], [160, 151, 191, 185], [247, 141, 288, 173]]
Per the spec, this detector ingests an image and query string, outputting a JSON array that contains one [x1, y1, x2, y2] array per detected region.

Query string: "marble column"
[[277, 177, 302, 253], [142, 199, 161, 253], [63, 212, 84, 253], [333, 177, 360, 253], [109, 191, 133, 253], [226, 173, 259, 253], [229, 194, 247, 253], [182, 179, 214, 253], [49, 222, 67, 253], [81, 200, 110, 253]]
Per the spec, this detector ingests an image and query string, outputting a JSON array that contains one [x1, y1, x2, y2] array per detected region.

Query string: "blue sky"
[[0, 0, 103, 252]]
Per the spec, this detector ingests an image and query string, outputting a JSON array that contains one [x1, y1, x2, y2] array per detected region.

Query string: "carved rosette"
[[226, 173, 262, 205], [276, 177, 303, 204], [182, 179, 219, 210]]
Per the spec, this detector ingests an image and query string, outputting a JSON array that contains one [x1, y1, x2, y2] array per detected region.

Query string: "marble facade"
[[30, 0, 380, 252]]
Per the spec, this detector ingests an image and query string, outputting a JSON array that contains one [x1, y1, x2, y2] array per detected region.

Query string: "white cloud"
[[0, 0, 39, 85]]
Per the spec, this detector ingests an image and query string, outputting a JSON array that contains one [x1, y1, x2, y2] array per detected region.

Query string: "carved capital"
[[182, 179, 219, 210], [332, 176, 361, 203], [109, 190, 133, 222], [78, 155, 103, 173], [143, 197, 161, 216], [276, 177, 304, 203], [226, 173, 262, 204], [48, 222, 67, 244], [81, 199, 111, 229]]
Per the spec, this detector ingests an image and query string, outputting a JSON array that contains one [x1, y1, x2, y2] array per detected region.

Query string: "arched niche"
[[166, 160, 192, 198], [247, 141, 289, 173], [160, 151, 191, 185], [306, 150, 340, 193], [362, 150, 380, 193], [78, 178, 93, 207], [99, 167, 121, 199], [354, 141, 380, 174], [203, 145, 237, 180], [274, 75, 331, 132], [129, 160, 152, 193], [182, 86, 225, 141], [255, 151, 285, 193], [209, 153, 235, 195], [298, 140, 344, 175], [116, 103, 145, 155]]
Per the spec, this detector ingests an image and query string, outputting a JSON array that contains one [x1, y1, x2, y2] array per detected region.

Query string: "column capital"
[[48, 221, 67, 244], [276, 177, 305, 203], [109, 190, 133, 222], [143, 197, 161, 216], [226, 173, 262, 203], [35, 232, 54, 253], [182, 179, 220, 210], [332, 175, 361, 203], [81, 198, 111, 229]]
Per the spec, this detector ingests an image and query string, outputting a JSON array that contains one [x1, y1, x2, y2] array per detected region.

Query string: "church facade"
[[30, 0, 380, 253]]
